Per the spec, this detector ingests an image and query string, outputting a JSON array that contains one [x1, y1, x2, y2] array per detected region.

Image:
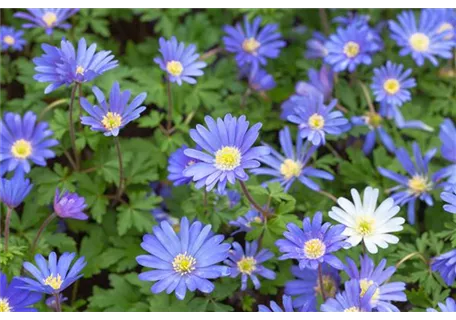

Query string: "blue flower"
[[229, 209, 263, 235], [251, 126, 334, 192], [0, 26, 26, 52], [424, 9, 456, 42], [371, 61, 416, 107], [442, 189, 456, 214], [223, 16, 286, 68], [0, 171, 33, 209], [167, 145, 199, 186], [0, 111, 58, 175], [379, 101, 433, 132], [378, 142, 440, 224], [183, 114, 270, 193], [33, 38, 118, 94], [14, 9, 79, 35], [45, 294, 67, 310], [243, 65, 276, 92], [80, 82, 147, 136], [295, 65, 334, 102], [258, 295, 297, 312], [18, 252, 86, 295], [437, 119, 456, 190], [389, 10, 455, 66], [325, 24, 379, 72], [285, 263, 341, 311], [276, 211, 347, 270], [136, 217, 231, 300], [321, 279, 375, 312], [225, 240, 275, 290], [305, 31, 328, 59], [427, 298, 456, 312], [54, 188, 88, 220], [431, 249, 456, 286], [345, 255, 407, 312], [287, 94, 350, 146], [0, 272, 42, 312], [154, 36, 207, 86]]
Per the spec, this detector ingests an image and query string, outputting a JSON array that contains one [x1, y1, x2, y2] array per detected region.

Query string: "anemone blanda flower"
[[167, 145, 199, 186], [305, 31, 328, 59], [345, 255, 407, 312], [223, 16, 286, 68], [295, 65, 334, 103], [229, 209, 263, 235], [136, 217, 230, 300], [436, 119, 456, 190], [431, 249, 456, 286], [427, 298, 456, 312], [329, 187, 405, 254], [80, 82, 147, 137], [53, 188, 88, 220], [183, 114, 270, 193], [154, 36, 206, 86], [18, 252, 86, 295], [378, 142, 440, 224], [251, 126, 334, 192], [33, 38, 118, 94], [0, 111, 58, 175], [321, 279, 376, 312], [0, 26, 26, 52], [45, 294, 67, 310], [442, 189, 456, 214], [425, 9, 456, 41], [258, 295, 298, 312], [324, 24, 379, 72], [287, 94, 350, 146], [285, 263, 341, 311], [0, 171, 33, 209], [244, 66, 276, 92], [371, 61, 416, 107], [0, 272, 42, 312], [14, 9, 78, 35], [276, 211, 348, 270], [225, 240, 275, 291], [378, 101, 433, 132], [389, 10, 455, 66]]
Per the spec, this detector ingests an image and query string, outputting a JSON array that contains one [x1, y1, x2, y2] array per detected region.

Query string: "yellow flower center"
[[242, 37, 261, 54], [3, 35, 15, 45], [304, 238, 326, 259], [11, 139, 32, 159], [101, 112, 122, 130], [44, 274, 63, 290], [359, 278, 380, 302], [42, 12, 58, 27], [172, 253, 196, 275], [355, 216, 376, 236], [186, 160, 195, 168], [366, 112, 383, 128], [215, 146, 241, 171], [308, 113, 325, 130], [76, 65, 85, 75], [383, 78, 400, 95], [315, 275, 337, 298], [409, 33, 430, 52], [343, 41, 360, 58], [166, 60, 183, 76], [0, 299, 11, 312], [237, 256, 257, 275], [253, 216, 263, 223], [280, 159, 302, 180], [344, 306, 360, 312], [437, 23, 453, 40], [408, 175, 431, 195]]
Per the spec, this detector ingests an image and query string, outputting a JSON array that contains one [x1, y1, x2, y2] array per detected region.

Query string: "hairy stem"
[[68, 84, 80, 170], [239, 181, 269, 219], [395, 251, 428, 269], [318, 190, 338, 203], [318, 9, 330, 35], [359, 81, 376, 114], [114, 136, 125, 199], [31, 213, 57, 254], [3, 207, 12, 253], [54, 293, 62, 312], [166, 79, 173, 133], [318, 263, 327, 301]]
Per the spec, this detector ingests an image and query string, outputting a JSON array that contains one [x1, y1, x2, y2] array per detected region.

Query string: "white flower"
[[328, 186, 405, 254]]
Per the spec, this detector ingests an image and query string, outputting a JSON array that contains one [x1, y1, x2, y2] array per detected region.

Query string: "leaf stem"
[[319, 9, 330, 35], [318, 263, 327, 301], [166, 79, 173, 133], [359, 81, 376, 114], [239, 181, 269, 219], [395, 251, 428, 269], [318, 190, 338, 203], [68, 84, 80, 170], [3, 207, 12, 253], [114, 136, 125, 200]]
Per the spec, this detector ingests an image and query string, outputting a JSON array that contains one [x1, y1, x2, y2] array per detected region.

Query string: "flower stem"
[[395, 251, 428, 269], [359, 81, 376, 114], [318, 263, 327, 301], [3, 207, 12, 253], [31, 213, 57, 254], [318, 190, 338, 203], [54, 293, 62, 312], [239, 181, 269, 219], [166, 79, 173, 133], [68, 84, 80, 170], [114, 136, 125, 200], [318, 9, 330, 35], [199, 47, 222, 60], [203, 189, 208, 215]]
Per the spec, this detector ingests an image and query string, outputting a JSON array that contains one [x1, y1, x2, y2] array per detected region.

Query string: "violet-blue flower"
[[167, 145, 199, 186], [0, 272, 42, 312], [14, 9, 79, 35], [321, 279, 376, 312], [305, 31, 328, 59], [229, 209, 263, 235], [441, 189, 456, 214], [431, 249, 456, 286], [0, 171, 33, 209], [295, 65, 334, 103], [0, 26, 26, 52], [437, 119, 456, 190], [427, 298, 456, 312], [258, 295, 298, 312], [54, 188, 88, 220]]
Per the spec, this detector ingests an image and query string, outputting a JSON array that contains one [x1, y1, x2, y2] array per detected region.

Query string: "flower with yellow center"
[[366, 112, 383, 128], [0, 299, 11, 312], [215, 146, 241, 171], [44, 274, 63, 290], [280, 159, 302, 180], [166, 60, 183, 77], [308, 113, 325, 130], [304, 238, 326, 259], [172, 253, 196, 275], [359, 279, 380, 302], [75, 66, 85, 75], [3, 35, 15, 45], [101, 112, 122, 131], [344, 306, 360, 312], [383, 78, 401, 95], [42, 12, 58, 27], [242, 37, 261, 54], [237, 256, 257, 275], [407, 175, 431, 195], [355, 216, 376, 236], [11, 139, 32, 159], [409, 33, 430, 52], [343, 41, 360, 58], [437, 23, 453, 40], [315, 275, 337, 298]]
